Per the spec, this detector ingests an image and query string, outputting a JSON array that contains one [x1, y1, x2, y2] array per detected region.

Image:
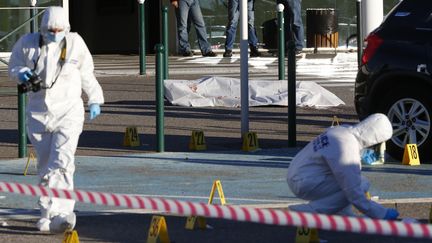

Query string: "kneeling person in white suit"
[[8, 6, 104, 233], [287, 113, 399, 220]]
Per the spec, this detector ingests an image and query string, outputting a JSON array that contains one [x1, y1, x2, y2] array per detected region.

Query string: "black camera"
[[18, 72, 42, 93]]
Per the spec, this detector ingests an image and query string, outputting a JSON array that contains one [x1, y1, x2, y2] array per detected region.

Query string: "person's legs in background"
[[189, 0, 216, 56], [247, 0, 260, 57], [286, 0, 304, 52], [277, 0, 304, 53], [223, 0, 239, 57], [175, 0, 193, 56]]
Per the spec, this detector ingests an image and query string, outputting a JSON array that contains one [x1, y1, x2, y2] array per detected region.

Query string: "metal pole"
[[18, 89, 26, 158], [155, 44, 165, 152], [277, 4, 285, 80], [361, 0, 383, 41], [240, 0, 249, 135], [30, 1, 37, 32], [138, 0, 146, 75], [287, 20, 296, 147], [162, 6, 169, 80], [18, 1, 38, 158], [356, 0, 362, 67]]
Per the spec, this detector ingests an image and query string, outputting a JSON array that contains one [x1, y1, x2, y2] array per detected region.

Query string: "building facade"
[[0, 0, 399, 54]]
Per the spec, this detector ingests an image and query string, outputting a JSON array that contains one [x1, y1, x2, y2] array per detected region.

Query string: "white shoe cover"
[[49, 213, 76, 233], [36, 218, 51, 232]]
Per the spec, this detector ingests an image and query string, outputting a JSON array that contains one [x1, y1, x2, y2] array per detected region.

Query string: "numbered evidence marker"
[[295, 227, 320, 243], [189, 130, 206, 151], [331, 115, 340, 127], [62, 230, 80, 243], [242, 132, 259, 151], [23, 151, 36, 176], [147, 215, 170, 243], [402, 144, 420, 166], [185, 180, 226, 230], [123, 126, 140, 147]]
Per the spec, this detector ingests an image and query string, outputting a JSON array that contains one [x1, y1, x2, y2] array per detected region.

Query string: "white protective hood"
[[40, 6, 71, 40], [348, 113, 393, 149]]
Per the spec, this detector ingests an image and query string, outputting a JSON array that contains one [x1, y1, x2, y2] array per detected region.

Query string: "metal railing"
[[0, 7, 47, 64], [0, 6, 47, 158]]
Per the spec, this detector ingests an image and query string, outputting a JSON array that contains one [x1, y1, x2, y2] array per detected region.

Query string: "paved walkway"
[[1, 148, 431, 214], [1, 51, 432, 242]]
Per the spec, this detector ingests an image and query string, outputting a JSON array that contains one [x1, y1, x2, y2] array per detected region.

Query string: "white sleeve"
[[323, 131, 387, 219], [8, 36, 31, 84], [75, 34, 104, 106]]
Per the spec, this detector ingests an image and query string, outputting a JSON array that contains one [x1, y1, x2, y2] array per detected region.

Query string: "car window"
[[385, 1, 432, 28]]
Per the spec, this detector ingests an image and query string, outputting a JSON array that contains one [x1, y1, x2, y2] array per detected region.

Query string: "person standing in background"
[[223, 0, 261, 57], [277, 0, 304, 53], [171, 0, 217, 57]]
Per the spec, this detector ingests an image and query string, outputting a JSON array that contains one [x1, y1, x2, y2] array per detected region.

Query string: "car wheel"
[[377, 88, 432, 162]]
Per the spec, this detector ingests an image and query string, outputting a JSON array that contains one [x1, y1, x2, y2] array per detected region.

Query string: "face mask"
[[46, 31, 65, 43]]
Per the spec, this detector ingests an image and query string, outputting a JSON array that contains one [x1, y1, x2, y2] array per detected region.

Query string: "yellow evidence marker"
[[402, 144, 420, 166], [331, 115, 340, 127], [123, 126, 140, 147], [185, 215, 207, 230], [242, 132, 259, 152], [189, 130, 206, 151], [185, 180, 226, 230], [147, 215, 170, 243], [208, 179, 226, 205], [23, 151, 36, 176], [295, 227, 320, 243], [62, 230, 80, 243]]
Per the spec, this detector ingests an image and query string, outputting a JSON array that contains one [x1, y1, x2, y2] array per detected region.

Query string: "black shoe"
[[250, 46, 261, 57], [182, 51, 194, 57], [223, 50, 233, 57], [202, 51, 217, 57]]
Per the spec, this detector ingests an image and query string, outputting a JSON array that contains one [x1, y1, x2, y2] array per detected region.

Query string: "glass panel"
[[189, 0, 400, 50], [0, 0, 61, 52]]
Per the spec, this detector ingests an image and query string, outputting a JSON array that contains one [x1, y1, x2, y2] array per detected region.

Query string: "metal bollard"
[[138, 0, 146, 75], [287, 39, 296, 147], [18, 2, 39, 158], [277, 4, 285, 81], [18, 90, 26, 158], [162, 6, 169, 80], [356, 0, 363, 67], [155, 44, 165, 152]]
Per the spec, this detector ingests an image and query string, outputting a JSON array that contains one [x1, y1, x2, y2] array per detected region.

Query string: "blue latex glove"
[[383, 208, 399, 220], [361, 149, 378, 165], [18, 69, 33, 82], [89, 104, 101, 120]]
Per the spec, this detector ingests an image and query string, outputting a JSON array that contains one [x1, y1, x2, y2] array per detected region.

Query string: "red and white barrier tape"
[[0, 181, 431, 239]]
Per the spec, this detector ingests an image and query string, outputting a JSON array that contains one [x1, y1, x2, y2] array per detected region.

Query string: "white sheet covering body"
[[164, 76, 345, 108]]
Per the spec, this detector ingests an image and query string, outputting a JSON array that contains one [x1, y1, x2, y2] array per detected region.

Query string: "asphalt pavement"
[[0, 50, 432, 243]]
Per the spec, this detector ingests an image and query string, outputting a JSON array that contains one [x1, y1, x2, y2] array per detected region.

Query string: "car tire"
[[377, 86, 432, 163]]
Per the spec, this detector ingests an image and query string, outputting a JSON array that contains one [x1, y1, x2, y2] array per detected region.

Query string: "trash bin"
[[262, 18, 278, 49], [306, 8, 338, 48]]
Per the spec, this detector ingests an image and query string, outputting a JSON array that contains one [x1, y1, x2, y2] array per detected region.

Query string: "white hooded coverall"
[[8, 7, 104, 224], [286, 113, 392, 219]]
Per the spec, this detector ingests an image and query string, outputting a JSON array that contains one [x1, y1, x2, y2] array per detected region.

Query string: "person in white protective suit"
[[286, 113, 400, 220], [8, 6, 104, 233]]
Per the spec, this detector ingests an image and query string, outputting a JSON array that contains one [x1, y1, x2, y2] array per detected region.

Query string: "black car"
[[354, 0, 432, 162]]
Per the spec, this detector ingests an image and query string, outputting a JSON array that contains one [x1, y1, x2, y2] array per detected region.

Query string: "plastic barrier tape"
[[0, 181, 431, 239]]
